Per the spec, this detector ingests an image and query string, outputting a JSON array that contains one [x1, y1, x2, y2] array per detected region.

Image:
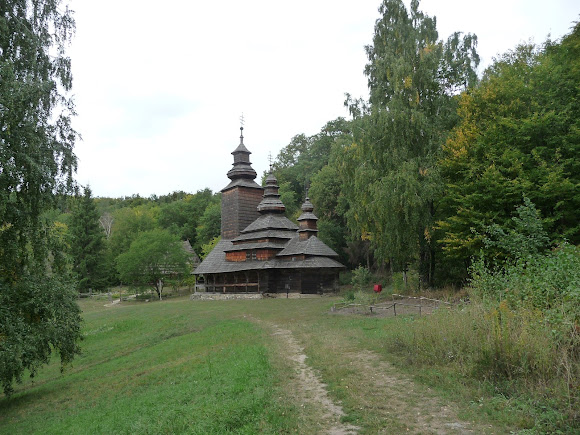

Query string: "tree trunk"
[[156, 279, 163, 300]]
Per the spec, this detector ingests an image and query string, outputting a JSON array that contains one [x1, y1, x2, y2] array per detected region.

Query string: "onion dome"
[[257, 173, 286, 214], [221, 127, 262, 192], [226, 127, 257, 181]]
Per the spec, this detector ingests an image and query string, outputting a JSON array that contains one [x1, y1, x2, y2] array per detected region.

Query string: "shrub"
[[351, 266, 372, 291], [339, 270, 353, 286]]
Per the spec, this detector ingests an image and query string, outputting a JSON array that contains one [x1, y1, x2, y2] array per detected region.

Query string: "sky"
[[69, 0, 578, 198]]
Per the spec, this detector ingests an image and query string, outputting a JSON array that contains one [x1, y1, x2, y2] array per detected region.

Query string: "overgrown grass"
[[334, 282, 579, 432], [377, 303, 578, 432]]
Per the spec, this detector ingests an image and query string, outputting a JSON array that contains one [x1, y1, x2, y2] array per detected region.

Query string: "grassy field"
[[0, 294, 563, 434]]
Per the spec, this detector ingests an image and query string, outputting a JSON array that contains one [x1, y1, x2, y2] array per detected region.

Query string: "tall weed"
[[383, 302, 577, 431], [470, 243, 580, 343]]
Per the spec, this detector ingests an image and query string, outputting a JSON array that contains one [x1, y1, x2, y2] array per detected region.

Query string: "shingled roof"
[[277, 235, 339, 258], [194, 239, 343, 274], [241, 214, 298, 233], [232, 229, 297, 242]]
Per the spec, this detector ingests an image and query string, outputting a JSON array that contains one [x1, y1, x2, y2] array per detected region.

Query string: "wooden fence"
[[332, 293, 452, 316]]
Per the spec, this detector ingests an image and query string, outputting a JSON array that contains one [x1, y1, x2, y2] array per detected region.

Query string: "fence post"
[[393, 303, 397, 317]]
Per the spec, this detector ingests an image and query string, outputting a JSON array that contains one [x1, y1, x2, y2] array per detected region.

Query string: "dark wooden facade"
[[194, 128, 343, 295], [221, 187, 263, 240]]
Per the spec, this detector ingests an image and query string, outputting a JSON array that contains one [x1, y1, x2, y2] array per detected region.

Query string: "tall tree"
[[69, 186, 107, 292], [343, 0, 478, 285], [271, 118, 351, 213], [108, 203, 159, 258], [0, 0, 82, 396]]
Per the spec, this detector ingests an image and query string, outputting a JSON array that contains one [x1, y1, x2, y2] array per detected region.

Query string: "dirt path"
[[255, 319, 359, 434], [255, 317, 502, 434]]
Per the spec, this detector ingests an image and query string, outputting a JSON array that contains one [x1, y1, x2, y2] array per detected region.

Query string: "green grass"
[[0, 298, 297, 434], [2, 293, 575, 433]]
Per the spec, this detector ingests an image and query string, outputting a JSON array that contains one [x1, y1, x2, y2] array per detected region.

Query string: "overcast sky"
[[69, 0, 578, 198]]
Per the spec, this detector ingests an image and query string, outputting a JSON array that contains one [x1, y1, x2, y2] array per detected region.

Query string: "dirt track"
[[255, 316, 503, 434]]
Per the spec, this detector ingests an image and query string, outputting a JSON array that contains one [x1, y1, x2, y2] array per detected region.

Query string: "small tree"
[[116, 229, 190, 300]]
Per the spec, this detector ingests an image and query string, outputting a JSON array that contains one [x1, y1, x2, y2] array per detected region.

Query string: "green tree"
[[0, 0, 82, 396], [438, 26, 580, 283], [116, 229, 190, 300], [69, 186, 107, 292], [195, 200, 221, 252], [343, 0, 479, 285], [271, 118, 352, 213], [158, 188, 216, 247], [109, 204, 159, 258], [309, 159, 350, 265], [482, 197, 550, 263]]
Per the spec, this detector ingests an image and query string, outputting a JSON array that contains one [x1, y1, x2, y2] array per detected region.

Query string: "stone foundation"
[[190, 292, 328, 301]]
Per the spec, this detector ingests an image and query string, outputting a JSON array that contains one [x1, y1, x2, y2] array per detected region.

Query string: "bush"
[[351, 266, 373, 291], [343, 290, 356, 302], [339, 270, 353, 286]]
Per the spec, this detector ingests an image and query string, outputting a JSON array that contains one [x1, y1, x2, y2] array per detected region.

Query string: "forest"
[[1, 0, 579, 430]]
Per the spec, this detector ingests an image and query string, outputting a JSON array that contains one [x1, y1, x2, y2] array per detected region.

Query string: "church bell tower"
[[220, 127, 264, 239]]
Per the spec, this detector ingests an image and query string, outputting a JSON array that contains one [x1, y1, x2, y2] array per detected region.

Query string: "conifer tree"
[[70, 186, 107, 292]]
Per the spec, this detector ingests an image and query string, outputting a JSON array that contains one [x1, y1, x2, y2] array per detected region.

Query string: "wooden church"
[[194, 127, 344, 294]]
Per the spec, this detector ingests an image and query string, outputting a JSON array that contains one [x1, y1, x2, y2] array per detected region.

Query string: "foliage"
[[469, 244, 580, 335], [271, 118, 361, 265], [468, 196, 579, 335], [116, 229, 190, 299], [482, 197, 550, 263], [391, 270, 419, 293], [0, 271, 82, 397], [194, 198, 221, 252], [69, 186, 107, 291], [309, 159, 351, 265], [380, 303, 576, 431], [108, 203, 159, 258], [271, 118, 352, 220], [342, 0, 479, 285], [438, 25, 580, 282], [0, 0, 82, 396], [351, 265, 373, 291], [158, 188, 216, 247]]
